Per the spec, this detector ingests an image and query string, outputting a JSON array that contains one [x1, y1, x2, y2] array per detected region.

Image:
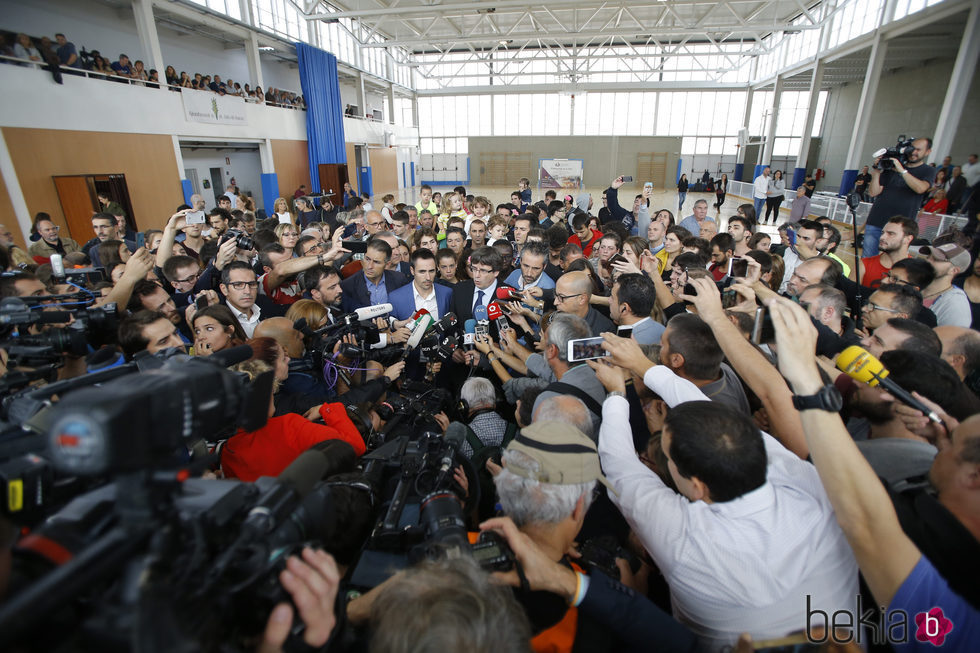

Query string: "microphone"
[[434, 422, 467, 486], [474, 304, 489, 338], [210, 344, 255, 368], [836, 346, 942, 423], [486, 302, 511, 332], [403, 312, 435, 358], [0, 309, 72, 326], [431, 312, 458, 336], [495, 287, 520, 301], [351, 303, 393, 322], [236, 447, 332, 539], [463, 319, 476, 350]]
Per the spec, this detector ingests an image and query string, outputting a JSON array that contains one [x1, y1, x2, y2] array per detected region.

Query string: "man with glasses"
[[860, 283, 926, 331], [220, 262, 279, 337], [450, 246, 512, 336], [363, 210, 388, 239], [28, 216, 80, 263], [554, 270, 613, 337]]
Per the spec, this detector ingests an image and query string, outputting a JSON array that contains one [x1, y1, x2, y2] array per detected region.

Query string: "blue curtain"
[[295, 42, 346, 193]]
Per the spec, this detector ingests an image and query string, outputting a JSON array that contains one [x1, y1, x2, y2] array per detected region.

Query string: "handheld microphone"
[[50, 254, 66, 282], [435, 422, 467, 487], [495, 287, 520, 301], [431, 312, 458, 335], [486, 302, 511, 331], [403, 312, 435, 358], [463, 319, 476, 350], [474, 304, 489, 338], [836, 346, 942, 423], [352, 303, 393, 322]]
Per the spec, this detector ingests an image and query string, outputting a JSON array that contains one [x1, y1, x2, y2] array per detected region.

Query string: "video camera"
[[346, 421, 512, 593], [873, 136, 915, 171]]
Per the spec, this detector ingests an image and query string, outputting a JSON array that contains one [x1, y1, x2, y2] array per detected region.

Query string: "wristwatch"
[[607, 390, 626, 400], [792, 384, 843, 412]]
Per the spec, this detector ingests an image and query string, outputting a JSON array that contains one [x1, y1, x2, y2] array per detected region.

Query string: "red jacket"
[[567, 230, 603, 258], [221, 402, 365, 481]]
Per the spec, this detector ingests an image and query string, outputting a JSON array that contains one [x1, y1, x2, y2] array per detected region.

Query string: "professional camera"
[[0, 348, 351, 652], [873, 136, 915, 170], [219, 227, 255, 251], [346, 422, 512, 593]]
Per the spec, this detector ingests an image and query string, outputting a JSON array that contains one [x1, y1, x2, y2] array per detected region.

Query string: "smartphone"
[[602, 253, 628, 270], [751, 307, 776, 345], [195, 294, 209, 310], [343, 239, 368, 254], [787, 228, 796, 246], [644, 182, 653, 190], [620, 176, 633, 183], [136, 232, 145, 249], [567, 336, 610, 362], [616, 324, 633, 337], [185, 210, 206, 225], [728, 256, 749, 278]]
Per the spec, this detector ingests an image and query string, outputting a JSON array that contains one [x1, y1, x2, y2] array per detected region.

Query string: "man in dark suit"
[[389, 249, 453, 323], [450, 246, 515, 342], [340, 239, 408, 313]]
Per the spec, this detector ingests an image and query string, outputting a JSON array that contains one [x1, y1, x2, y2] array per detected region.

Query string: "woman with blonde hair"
[[286, 298, 329, 331], [273, 197, 293, 225], [275, 222, 299, 252]]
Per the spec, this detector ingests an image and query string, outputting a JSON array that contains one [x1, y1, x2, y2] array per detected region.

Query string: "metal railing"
[[0, 54, 306, 111], [726, 179, 967, 241]]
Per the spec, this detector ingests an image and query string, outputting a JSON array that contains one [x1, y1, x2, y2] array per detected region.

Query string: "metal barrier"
[[726, 179, 967, 241]]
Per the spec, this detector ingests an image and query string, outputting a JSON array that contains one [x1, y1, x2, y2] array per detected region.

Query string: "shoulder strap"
[[546, 381, 603, 415], [463, 424, 485, 454], [502, 421, 519, 447]]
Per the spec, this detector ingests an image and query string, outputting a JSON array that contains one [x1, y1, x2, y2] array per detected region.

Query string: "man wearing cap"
[[591, 335, 858, 650], [916, 243, 972, 327]]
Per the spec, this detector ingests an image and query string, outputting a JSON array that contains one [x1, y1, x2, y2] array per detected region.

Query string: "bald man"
[[935, 325, 980, 382], [364, 210, 388, 237], [254, 317, 305, 358], [555, 270, 614, 336]]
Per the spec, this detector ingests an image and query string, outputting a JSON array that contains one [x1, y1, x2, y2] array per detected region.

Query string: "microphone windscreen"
[[210, 344, 255, 367], [277, 448, 331, 497], [836, 346, 889, 387], [495, 287, 517, 300], [486, 302, 503, 320], [474, 304, 488, 322], [444, 421, 467, 450], [464, 319, 476, 334]]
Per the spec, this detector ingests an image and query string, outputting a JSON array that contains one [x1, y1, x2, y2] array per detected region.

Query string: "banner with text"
[[181, 89, 248, 126], [538, 159, 583, 190]]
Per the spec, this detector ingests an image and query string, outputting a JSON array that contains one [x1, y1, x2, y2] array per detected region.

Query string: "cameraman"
[[864, 137, 935, 257]]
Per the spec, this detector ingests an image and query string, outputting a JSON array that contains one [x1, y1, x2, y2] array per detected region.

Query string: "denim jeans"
[[678, 191, 687, 211], [753, 196, 766, 221], [862, 223, 882, 257]]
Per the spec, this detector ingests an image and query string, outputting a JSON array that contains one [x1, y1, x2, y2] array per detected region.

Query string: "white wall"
[[181, 148, 264, 208]]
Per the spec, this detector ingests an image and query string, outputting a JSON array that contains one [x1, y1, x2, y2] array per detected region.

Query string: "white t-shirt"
[[753, 174, 770, 199]]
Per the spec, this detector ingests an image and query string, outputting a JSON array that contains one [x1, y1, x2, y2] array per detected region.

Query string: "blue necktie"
[[474, 290, 485, 311]]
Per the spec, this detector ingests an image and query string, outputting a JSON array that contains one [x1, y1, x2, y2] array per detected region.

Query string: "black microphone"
[[435, 422, 467, 487], [209, 344, 255, 368], [240, 447, 332, 536]]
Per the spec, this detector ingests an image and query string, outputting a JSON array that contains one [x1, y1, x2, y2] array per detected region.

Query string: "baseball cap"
[[911, 244, 971, 272], [505, 421, 618, 496]]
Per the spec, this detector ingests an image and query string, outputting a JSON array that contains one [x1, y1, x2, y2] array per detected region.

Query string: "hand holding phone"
[[185, 210, 206, 225], [567, 336, 611, 362]]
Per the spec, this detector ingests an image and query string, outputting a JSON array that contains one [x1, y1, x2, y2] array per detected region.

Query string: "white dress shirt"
[[753, 174, 770, 199], [472, 280, 497, 312], [230, 302, 262, 338], [598, 366, 858, 651], [779, 247, 802, 295], [413, 283, 440, 319]]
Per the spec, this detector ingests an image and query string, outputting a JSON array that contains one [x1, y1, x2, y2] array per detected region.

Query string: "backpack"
[[463, 420, 518, 521]]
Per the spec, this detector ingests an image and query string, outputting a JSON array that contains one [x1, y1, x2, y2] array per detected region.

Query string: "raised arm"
[[682, 277, 808, 458], [767, 296, 919, 606]]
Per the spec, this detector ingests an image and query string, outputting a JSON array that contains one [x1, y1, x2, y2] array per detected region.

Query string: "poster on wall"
[[181, 89, 248, 126], [538, 159, 584, 190]]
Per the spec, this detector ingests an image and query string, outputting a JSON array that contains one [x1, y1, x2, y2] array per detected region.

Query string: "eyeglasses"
[[173, 272, 200, 285], [227, 281, 259, 291], [471, 266, 495, 275], [863, 302, 901, 313], [882, 273, 910, 286], [555, 292, 583, 303], [303, 243, 323, 254]]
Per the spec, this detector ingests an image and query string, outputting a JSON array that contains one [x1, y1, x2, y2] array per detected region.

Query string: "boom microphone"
[[352, 303, 393, 321], [836, 346, 942, 423]]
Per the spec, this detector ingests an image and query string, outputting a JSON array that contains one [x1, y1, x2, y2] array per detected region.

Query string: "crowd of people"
[[0, 28, 305, 108], [2, 133, 980, 651]]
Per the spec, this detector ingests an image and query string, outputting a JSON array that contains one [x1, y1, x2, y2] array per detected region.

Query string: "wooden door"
[[638, 153, 669, 189], [53, 176, 97, 244], [318, 164, 349, 201]]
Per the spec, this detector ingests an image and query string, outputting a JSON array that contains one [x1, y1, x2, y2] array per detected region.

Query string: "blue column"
[[359, 167, 373, 197], [261, 173, 279, 216], [410, 162, 415, 186], [734, 163, 745, 182], [839, 169, 858, 196], [675, 158, 683, 183], [753, 164, 767, 178], [791, 167, 806, 190], [180, 179, 193, 205]]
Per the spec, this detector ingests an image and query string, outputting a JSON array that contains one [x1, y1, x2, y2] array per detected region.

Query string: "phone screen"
[[343, 240, 368, 254], [136, 232, 145, 249], [620, 176, 633, 183], [616, 325, 634, 337], [729, 257, 749, 278], [751, 307, 776, 345], [185, 210, 206, 225], [196, 295, 209, 310], [567, 336, 610, 362]]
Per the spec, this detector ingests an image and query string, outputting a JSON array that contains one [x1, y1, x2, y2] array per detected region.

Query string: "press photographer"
[[864, 137, 935, 257]]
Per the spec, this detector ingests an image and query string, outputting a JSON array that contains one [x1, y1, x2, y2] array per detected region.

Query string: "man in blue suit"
[[340, 239, 408, 313], [389, 248, 453, 324]]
